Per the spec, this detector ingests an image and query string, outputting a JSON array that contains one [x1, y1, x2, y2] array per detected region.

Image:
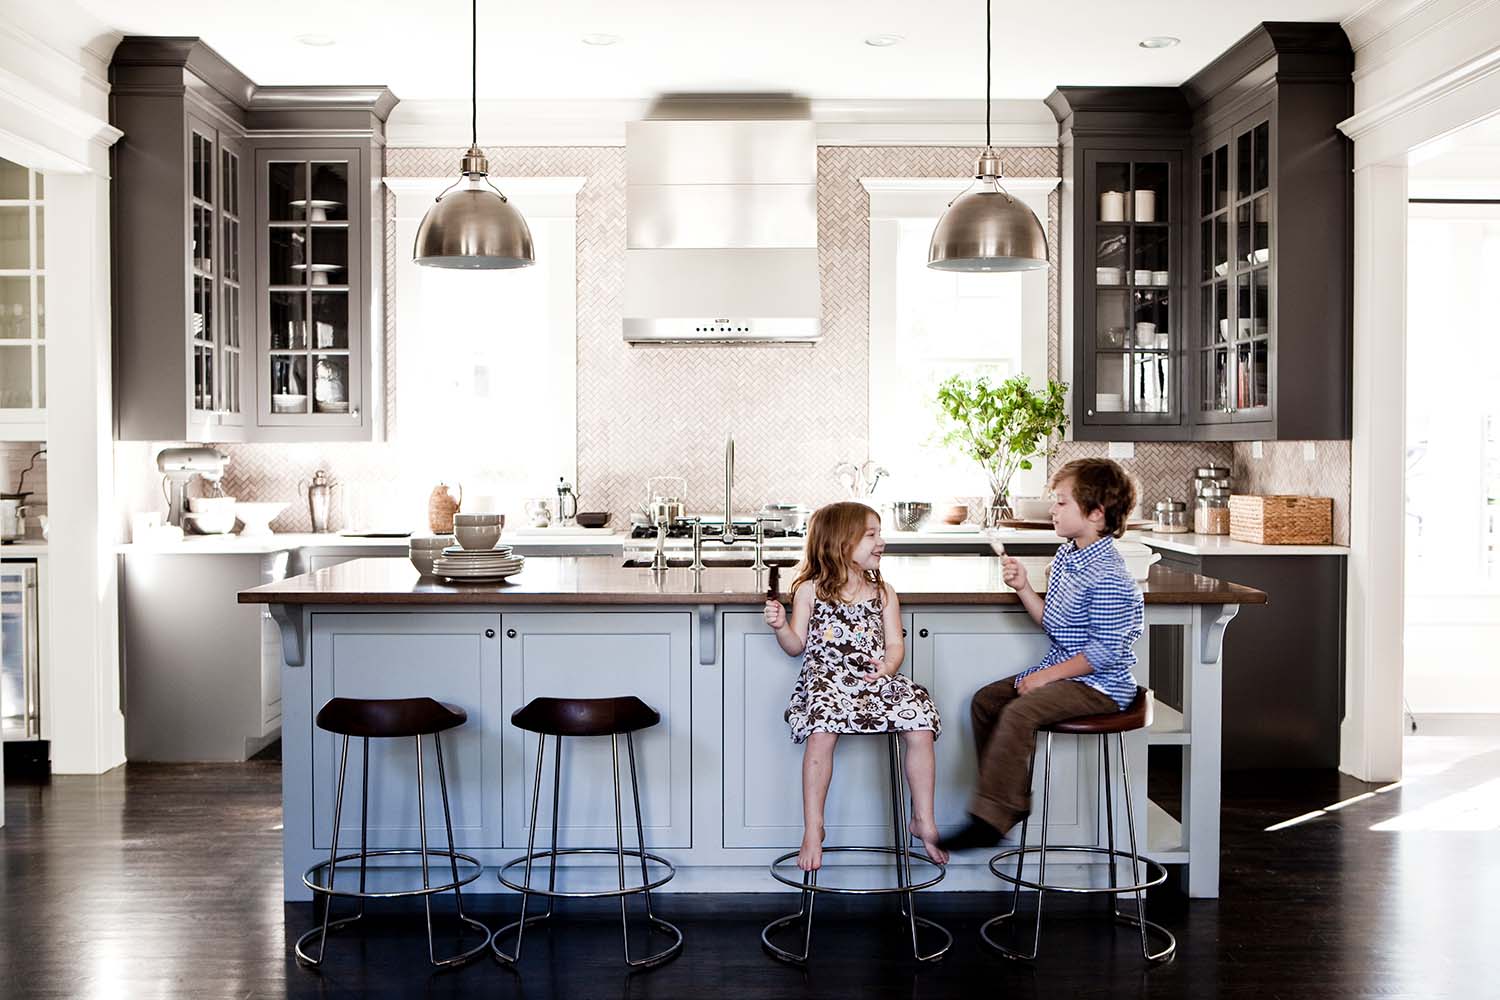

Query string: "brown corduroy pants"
[[968, 678, 1118, 833]]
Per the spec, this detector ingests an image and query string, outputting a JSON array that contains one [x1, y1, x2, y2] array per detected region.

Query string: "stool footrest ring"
[[766, 845, 946, 894], [302, 847, 485, 900], [294, 912, 492, 968], [496, 847, 677, 898], [986, 845, 1168, 894]]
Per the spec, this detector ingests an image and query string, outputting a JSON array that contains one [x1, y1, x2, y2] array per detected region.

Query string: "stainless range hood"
[[624, 94, 820, 344]]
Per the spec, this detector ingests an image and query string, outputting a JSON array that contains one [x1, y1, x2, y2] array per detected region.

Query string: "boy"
[[940, 458, 1144, 850]]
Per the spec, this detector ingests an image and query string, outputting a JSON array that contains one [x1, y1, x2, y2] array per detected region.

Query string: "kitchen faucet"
[[689, 435, 770, 571]]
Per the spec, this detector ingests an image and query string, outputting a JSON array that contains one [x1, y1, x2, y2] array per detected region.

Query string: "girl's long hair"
[[791, 501, 884, 603]]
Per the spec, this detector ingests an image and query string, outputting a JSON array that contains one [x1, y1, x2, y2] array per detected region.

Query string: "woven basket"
[[1228, 495, 1332, 545]]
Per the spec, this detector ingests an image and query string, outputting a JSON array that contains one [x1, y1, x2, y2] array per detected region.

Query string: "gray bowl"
[[891, 501, 932, 532]]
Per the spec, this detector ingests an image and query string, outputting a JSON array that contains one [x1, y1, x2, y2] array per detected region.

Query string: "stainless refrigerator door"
[[1, 563, 39, 740]]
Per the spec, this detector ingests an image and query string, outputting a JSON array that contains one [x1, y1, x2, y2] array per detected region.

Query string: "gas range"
[[628, 521, 806, 541]]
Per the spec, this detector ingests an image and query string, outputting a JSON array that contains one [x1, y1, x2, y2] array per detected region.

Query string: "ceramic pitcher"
[[428, 482, 462, 534]]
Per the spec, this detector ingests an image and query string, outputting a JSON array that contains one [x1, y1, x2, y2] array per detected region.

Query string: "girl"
[[763, 501, 948, 871]]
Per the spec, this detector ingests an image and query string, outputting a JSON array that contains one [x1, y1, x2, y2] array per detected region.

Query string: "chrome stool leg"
[[296, 732, 489, 969], [983, 729, 1174, 964], [491, 732, 551, 964], [1114, 732, 1176, 962], [491, 731, 682, 968], [981, 732, 1054, 961], [761, 733, 951, 965]]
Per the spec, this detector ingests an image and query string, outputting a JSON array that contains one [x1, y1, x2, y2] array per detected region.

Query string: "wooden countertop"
[[239, 555, 1268, 607]]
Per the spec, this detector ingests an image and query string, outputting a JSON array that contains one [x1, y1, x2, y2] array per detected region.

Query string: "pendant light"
[[413, 0, 535, 269], [927, 0, 1047, 272]]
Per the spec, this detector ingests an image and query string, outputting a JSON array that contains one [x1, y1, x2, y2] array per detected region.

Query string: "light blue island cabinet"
[[244, 555, 1265, 901]]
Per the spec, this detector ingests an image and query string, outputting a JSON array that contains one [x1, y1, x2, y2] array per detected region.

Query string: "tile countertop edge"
[[238, 555, 1268, 607]]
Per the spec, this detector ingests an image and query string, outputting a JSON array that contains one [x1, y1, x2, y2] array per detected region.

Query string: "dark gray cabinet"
[[1049, 22, 1352, 443], [1184, 23, 1353, 441], [110, 38, 394, 443]]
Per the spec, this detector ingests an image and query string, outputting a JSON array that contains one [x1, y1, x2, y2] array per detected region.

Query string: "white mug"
[[1135, 321, 1157, 346]]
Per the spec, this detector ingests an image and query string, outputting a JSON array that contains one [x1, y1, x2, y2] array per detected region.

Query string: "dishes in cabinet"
[[272, 393, 308, 413], [288, 199, 343, 222]]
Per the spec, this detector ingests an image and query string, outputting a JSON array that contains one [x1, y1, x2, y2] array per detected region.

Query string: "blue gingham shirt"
[[1013, 537, 1143, 709]]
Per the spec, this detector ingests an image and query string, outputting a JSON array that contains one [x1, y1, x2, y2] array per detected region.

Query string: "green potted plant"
[[935, 374, 1069, 524]]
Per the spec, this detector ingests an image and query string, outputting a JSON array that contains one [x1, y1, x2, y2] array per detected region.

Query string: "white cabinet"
[[720, 611, 917, 849], [910, 611, 1099, 849], [499, 612, 693, 850], [308, 612, 504, 851]]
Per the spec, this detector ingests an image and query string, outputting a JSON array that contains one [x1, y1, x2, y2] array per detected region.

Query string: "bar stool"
[[490, 695, 682, 969], [295, 696, 490, 968], [761, 731, 952, 965], [982, 686, 1175, 963]]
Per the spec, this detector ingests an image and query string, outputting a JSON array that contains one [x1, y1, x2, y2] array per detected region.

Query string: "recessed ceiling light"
[[1138, 36, 1180, 49], [582, 33, 621, 46], [297, 33, 336, 47], [865, 33, 904, 47]]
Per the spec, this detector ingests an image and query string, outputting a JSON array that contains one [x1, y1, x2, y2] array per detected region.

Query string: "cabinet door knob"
[[485, 628, 495, 638], [901, 628, 907, 637], [919, 628, 929, 638], [506, 628, 517, 639]]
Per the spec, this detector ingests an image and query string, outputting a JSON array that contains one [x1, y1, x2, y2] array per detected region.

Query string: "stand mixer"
[[157, 447, 230, 527]]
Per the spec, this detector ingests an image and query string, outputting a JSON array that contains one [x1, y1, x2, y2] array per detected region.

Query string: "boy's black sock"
[[936, 814, 1003, 851]]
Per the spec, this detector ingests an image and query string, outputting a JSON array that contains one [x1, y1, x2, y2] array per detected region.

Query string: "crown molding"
[[385, 98, 1058, 148], [0, 22, 120, 174]]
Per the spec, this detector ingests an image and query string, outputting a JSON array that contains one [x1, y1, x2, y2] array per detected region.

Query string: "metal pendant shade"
[[413, 147, 534, 269], [928, 157, 1048, 272], [927, 0, 1048, 273], [413, 1, 535, 270]]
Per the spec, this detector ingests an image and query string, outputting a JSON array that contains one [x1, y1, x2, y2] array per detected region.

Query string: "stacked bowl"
[[431, 512, 524, 582]]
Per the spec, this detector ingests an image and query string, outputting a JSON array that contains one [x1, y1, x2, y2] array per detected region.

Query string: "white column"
[[42, 169, 125, 774], [1341, 162, 1408, 783]]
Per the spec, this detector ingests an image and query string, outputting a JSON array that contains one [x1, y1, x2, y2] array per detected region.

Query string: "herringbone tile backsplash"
[[205, 142, 1349, 540]]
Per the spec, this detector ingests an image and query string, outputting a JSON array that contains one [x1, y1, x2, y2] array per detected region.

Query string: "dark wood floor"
[[1, 744, 1494, 999]]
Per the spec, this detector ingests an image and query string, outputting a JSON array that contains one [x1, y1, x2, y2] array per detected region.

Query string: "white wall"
[[1338, 0, 1500, 778], [0, 2, 125, 774]]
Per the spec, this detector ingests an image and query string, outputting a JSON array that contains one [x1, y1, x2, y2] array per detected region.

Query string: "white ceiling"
[[78, 0, 1365, 101]]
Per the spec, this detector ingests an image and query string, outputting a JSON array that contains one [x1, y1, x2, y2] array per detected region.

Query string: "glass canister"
[[1194, 487, 1231, 535], [1153, 498, 1190, 534]]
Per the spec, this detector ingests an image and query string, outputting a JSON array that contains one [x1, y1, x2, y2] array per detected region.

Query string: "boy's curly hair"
[[1049, 459, 1137, 539]]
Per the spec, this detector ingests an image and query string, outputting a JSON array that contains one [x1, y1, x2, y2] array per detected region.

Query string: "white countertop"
[[0, 542, 48, 557], [107, 525, 1348, 558], [116, 531, 629, 555]]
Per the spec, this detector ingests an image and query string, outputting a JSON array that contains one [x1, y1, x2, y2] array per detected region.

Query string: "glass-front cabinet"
[[0, 155, 45, 437], [256, 149, 363, 431], [188, 118, 246, 430], [1195, 114, 1271, 427], [1080, 149, 1181, 431]]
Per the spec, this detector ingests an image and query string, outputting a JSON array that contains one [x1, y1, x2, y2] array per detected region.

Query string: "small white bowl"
[[234, 501, 288, 537], [453, 512, 504, 527], [409, 535, 454, 550], [1011, 497, 1053, 521], [410, 550, 438, 576], [454, 522, 504, 551]]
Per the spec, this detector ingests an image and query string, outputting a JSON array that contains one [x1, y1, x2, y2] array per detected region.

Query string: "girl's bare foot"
[[910, 817, 949, 865], [797, 825, 826, 871]]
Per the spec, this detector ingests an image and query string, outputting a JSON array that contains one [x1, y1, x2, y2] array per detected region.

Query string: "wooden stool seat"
[[510, 696, 660, 737], [315, 697, 467, 739], [1043, 687, 1151, 735]]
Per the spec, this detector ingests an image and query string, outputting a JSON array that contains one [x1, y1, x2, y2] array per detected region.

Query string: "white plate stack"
[[432, 544, 524, 582]]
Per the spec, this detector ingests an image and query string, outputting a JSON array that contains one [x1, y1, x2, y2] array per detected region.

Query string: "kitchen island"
[[241, 555, 1265, 901]]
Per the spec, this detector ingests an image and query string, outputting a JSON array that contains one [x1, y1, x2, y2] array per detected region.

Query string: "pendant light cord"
[[471, 0, 478, 148], [985, 0, 991, 149]]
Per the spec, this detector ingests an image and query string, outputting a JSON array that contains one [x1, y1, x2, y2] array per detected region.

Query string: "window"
[[865, 177, 1056, 502], [0, 156, 45, 418], [387, 176, 584, 520]]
